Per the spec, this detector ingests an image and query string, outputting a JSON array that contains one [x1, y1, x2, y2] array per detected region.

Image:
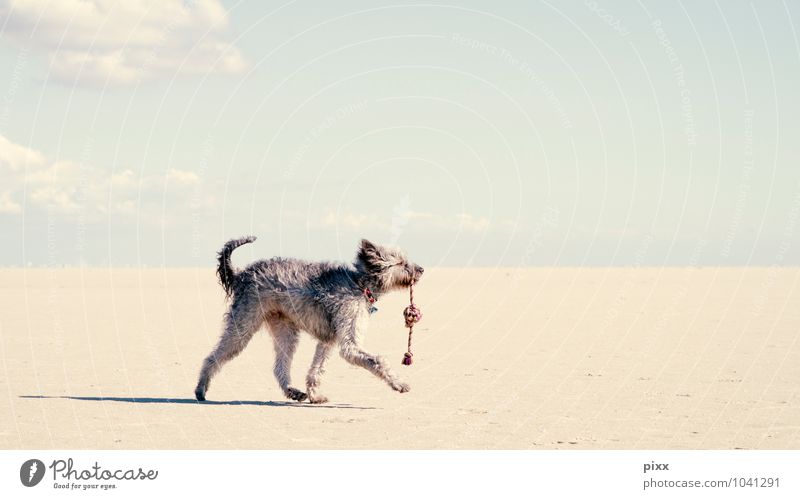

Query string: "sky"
[[0, 0, 798, 267]]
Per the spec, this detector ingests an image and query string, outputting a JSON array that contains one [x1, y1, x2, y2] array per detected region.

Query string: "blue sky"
[[0, 0, 798, 267]]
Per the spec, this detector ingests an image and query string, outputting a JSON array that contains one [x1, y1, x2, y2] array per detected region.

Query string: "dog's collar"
[[363, 287, 379, 315]]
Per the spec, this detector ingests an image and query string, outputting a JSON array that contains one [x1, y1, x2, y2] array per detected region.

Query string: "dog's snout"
[[417, 266, 424, 274]]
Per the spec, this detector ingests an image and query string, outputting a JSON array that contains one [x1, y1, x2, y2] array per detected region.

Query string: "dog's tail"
[[217, 236, 257, 297]]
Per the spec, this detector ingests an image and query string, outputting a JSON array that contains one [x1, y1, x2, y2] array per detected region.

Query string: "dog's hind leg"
[[266, 318, 307, 402], [195, 297, 262, 401], [337, 312, 410, 394], [306, 342, 333, 404]]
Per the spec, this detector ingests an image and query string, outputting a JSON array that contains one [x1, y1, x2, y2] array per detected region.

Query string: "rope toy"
[[401, 285, 422, 366]]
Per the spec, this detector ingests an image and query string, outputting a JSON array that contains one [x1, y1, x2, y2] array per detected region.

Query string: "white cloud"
[[2, 0, 247, 86], [111, 169, 136, 187], [406, 210, 491, 233], [0, 191, 22, 214], [30, 185, 81, 213], [0, 133, 211, 218], [0, 134, 45, 170], [312, 207, 518, 234], [406, 211, 519, 233], [166, 168, 200, 185], [319, 208, 389, 232]]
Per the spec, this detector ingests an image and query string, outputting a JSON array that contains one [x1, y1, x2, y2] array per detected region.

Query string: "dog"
[[194, 237, 424, 404]]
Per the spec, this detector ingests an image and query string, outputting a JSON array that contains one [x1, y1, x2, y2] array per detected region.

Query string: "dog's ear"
[[357, 239, 384, 267], [360, 239, 378, 253]]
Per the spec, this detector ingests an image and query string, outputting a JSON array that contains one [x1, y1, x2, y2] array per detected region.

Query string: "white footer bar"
[[1, 451, 796, 498]]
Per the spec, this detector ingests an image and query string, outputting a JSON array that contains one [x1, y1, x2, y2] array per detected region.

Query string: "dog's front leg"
[[267, 319, 307, 402], [337, 312, 410, 393], [306, 342, 333, 404]]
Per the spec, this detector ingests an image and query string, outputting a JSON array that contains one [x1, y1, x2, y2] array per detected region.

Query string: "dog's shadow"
[[20, 395, 375, 410]]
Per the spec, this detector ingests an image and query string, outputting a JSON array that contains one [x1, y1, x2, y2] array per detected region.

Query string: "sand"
[[1, 267, 798, 449]]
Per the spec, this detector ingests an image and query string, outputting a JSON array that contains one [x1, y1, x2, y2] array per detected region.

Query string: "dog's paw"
[[308, 394, 329, 404], [285, 387, 308, 402], [195, 387, 206, 401], [391, 381, 411, 393]]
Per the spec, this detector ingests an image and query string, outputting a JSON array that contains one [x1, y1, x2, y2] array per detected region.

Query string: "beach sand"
[[1, 267, 798, 449]]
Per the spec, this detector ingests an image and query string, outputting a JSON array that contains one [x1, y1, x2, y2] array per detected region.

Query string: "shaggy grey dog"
[[194, 237, 424, 404]]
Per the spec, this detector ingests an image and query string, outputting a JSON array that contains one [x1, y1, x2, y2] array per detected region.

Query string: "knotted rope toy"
[[401, 285, 423, 366]]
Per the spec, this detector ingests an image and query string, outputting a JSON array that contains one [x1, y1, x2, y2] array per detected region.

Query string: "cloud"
[[319, 209, 389, 232], [407, 211, 491, 232], [2, 0, 247, 86], [0, 134, 45, 170], [165, 168, 200, 185], [0, 191, 22, 214], [312, 207, 519, 235], [406, 211, 519, 233], [0, 133, 210, 219]]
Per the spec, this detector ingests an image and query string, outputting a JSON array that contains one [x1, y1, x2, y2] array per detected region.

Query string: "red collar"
[[363, 287, 376, 304]]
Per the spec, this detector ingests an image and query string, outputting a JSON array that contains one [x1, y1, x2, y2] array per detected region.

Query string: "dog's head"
[[355, 239, 424, 291]]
